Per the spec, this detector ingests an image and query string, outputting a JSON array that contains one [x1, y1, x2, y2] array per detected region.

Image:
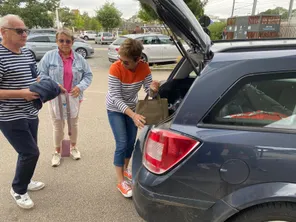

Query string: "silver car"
[[95, 32, 115, 44], [25, 34, 94, 60], [108, 33, 184, 63]]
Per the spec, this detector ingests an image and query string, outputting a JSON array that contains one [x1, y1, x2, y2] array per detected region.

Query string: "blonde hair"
[[56, 28, 74, 41], [119, 38, 144, 60]]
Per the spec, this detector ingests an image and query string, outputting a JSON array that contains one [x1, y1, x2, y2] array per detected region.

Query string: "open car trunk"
[[159, 77, 195, 116]]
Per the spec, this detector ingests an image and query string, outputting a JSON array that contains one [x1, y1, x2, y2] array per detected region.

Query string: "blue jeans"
[[0, 118, 40, 194], [107, 110, 138, 167]]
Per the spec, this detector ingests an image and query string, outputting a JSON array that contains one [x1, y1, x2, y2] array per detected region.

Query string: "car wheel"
[[76, 48, 87, 58], [141, 53, 148, 63], [84, 36, 89, 40], [228, 202, 296, 222]]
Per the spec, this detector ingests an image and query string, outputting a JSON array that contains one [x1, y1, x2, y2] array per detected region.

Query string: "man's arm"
[[0, 61, 39, 101]]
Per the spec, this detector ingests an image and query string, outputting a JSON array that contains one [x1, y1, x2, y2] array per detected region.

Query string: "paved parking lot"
[[0, 42, 170, 222]]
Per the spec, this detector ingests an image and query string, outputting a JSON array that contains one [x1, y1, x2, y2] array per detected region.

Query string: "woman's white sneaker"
[[52, 152, 61, 167], [70, 147, 81, 160], [10, 188, 34, 209]]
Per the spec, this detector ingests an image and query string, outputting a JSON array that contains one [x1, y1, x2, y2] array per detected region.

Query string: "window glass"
[[203, 76, 296, 130]]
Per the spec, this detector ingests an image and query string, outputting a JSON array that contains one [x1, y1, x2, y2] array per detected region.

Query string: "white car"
[[108, 33, 185, 63], [80, 30, 97, 40]]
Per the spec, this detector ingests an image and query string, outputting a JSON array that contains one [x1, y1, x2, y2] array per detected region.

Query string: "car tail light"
[[143, 129, 200, 174], [115, 48, 119, 51], [102, 37, 105, 40]]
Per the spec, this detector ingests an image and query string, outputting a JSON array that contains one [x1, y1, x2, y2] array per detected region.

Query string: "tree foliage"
[[208, 22, 226, 40], [95, 2, 122, 31], [138, 0, 208, 22], [0, 0, 59, 28]]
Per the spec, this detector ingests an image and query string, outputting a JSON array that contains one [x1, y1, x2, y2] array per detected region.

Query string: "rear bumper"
[[133, 179, 237, 222], [108, 52, 118, 63]]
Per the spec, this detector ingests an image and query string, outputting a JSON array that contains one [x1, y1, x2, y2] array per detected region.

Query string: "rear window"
[[103, 33, 112, 37], [113, 37, 127, 45]]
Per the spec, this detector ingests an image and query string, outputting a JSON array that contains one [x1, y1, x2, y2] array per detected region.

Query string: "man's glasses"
[[4, 27, 30, 35], [58, 39, 72, 44]]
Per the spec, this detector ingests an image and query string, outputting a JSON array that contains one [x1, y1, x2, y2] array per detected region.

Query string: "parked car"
[[25, 34, 94, 60], [132, 0, 296, 222], [29, 28, 57, 35], [94, 32, 115, 44], [79, 30, 97, 40], [108, 33, 185, 63]]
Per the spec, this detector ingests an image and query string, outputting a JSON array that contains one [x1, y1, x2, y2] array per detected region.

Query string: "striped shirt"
[[106, 60, 152, 113], [0, 45, 39, 121]]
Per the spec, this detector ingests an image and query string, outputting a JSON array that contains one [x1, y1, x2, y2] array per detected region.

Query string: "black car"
[[132, 0, 296, 222]]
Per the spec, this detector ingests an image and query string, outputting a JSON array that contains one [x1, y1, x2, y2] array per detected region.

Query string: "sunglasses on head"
[[4, 27, 30, 35], [58, 39, 72, 44]]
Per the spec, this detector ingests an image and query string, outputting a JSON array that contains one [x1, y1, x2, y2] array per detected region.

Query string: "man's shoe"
[[10, 188, 34, 209], [27, 181, 45, 191]]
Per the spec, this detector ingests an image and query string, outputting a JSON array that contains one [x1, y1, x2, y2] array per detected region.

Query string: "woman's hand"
[[71, 86, 81, 98], [58, 84, 67, 94], [132, 113, 146, 129], [150, 80, 160, 93]]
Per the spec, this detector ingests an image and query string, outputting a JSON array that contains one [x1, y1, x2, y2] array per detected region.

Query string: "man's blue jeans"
[[107, 110, 138, 167]]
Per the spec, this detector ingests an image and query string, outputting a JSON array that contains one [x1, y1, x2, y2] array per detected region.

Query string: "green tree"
[[208, 22, 226, 40], [59, 7, 76, 28], [0, 0, 54, 28], [74, 13, 85, 30], [96, 2, 122, 31], [138, 0, 208, 22], [259, 7, 296, 19], [89, 18, 102, 32]]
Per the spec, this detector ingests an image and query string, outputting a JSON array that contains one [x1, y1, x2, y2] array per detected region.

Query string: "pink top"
[[59, 51, 74, 93]]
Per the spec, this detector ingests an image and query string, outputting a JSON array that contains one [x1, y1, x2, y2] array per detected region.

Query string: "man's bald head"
[[0, 14, 28, 49], [0, 14, 24, 29]]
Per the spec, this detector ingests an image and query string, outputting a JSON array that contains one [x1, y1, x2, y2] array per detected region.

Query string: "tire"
[[141, 53, 148, 63], [84, 36, 89, 40], [228, 202, 296, 222], [75, 48, 87, 58]]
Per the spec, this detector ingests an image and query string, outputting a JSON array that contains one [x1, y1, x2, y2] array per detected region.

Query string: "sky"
[[61, 0, 296, 19]]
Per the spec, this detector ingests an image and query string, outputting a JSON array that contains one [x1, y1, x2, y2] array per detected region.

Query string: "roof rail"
[[213, 38, 296, 43]]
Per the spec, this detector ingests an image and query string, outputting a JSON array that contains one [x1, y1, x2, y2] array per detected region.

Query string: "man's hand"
[[70, 86, 80, 98], [20, 89, 39, 101], [58, 84, 67, 94]]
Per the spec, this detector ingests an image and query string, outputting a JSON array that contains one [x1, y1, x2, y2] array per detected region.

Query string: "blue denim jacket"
[[37, 49, 93, 100]]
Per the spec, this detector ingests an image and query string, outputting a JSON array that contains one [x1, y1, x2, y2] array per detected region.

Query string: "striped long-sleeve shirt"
[[106, 60, 152, 113], [0, 45, 39, 122]]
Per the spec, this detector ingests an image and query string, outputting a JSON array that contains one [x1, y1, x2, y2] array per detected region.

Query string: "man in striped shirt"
[[106, 38, 159, 198], [0, 15, 45, 209]]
